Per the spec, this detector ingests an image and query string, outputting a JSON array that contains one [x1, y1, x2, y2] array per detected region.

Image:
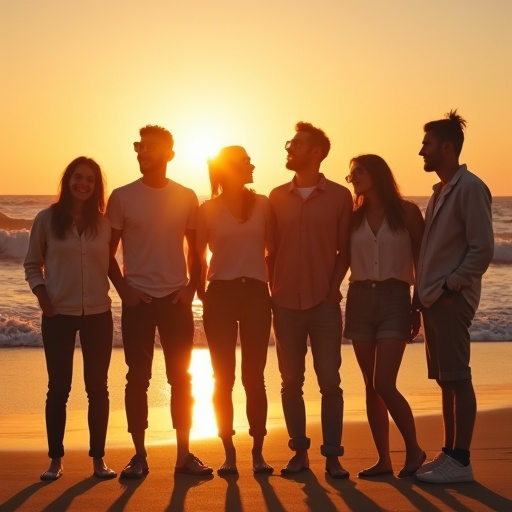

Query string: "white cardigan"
[[24, 207, 111, 315]]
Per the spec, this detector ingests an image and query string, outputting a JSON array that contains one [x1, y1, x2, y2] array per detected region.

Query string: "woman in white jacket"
[[24, 156, 116, 481]]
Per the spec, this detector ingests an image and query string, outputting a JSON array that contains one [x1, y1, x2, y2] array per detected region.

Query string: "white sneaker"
[[416, 452, 448, 475], [416, 456, 474, 483]]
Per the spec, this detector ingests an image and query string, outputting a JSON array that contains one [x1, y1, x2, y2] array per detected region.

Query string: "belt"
[[351, 279, 409, 289], [210, 277, 265, 285]]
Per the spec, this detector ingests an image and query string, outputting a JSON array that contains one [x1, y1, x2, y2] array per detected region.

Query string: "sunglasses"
[[285, 140, 305, 151], [133, 141, 166, 153], [345, 167, 365, 183]]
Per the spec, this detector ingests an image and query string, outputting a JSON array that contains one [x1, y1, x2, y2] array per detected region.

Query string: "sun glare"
[[178, 129, 222, 170], [196, 133, 222, 160], [189, 348, 217, 439]]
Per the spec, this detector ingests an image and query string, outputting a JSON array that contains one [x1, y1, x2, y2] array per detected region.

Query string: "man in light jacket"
[[415, 110, 494, 483]]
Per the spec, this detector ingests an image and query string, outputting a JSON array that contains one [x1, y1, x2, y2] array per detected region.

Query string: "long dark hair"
[[207, 146, 255, 222], [50, 156, 106, 238], [350, 154, 406, 232]]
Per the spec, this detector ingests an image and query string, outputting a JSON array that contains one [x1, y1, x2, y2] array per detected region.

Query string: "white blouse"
[[24, 208, 111, 315], [349, 217, 414, 285]]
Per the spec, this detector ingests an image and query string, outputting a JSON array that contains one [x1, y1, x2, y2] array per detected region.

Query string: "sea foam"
[[493, 238, 512, 264], [0, 230, 29, 261], [0, 315, 42, 347]]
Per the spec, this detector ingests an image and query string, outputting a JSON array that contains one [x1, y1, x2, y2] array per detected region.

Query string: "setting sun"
[[179, 129, 222, 168], [1, 2, 511, 197], [0, 1, 510, 508]]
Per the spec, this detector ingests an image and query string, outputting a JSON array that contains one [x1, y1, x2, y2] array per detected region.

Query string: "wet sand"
[[0, 409, 511, 511], [1, 344, 511, 510]]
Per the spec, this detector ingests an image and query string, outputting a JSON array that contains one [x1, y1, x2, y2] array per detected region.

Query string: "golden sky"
[[1, 0, 511, 197]]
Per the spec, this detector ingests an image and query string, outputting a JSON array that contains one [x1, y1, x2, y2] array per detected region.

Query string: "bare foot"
[[325, 456, 350, 479], [252, 450, 273, 474], [222, 446, 237, 468], [358, 460, 393, 477], [217, 463, 238, 475], [93, 457, 117, 479], [281, 451, 309, 475], [398, 450, 426, 478]]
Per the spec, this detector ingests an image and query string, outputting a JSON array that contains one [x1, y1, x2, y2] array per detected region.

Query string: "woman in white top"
[[24, 157, 116, 481], [343, 154, 426, 478], [197, 146, 273, 475]]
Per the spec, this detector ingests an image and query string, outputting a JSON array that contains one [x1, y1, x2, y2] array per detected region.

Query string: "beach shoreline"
[[2, 194, 511, 346], [2, 343, 511, 453], [1, 344, 511, 510], [1, 408, 511, 512]]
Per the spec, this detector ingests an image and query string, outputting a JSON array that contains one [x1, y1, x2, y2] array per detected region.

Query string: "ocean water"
[[0, 195, 511, 347]]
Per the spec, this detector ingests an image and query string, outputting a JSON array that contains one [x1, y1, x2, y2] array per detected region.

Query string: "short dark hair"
[[423, 109, 467, 156], [139, 125, 174, 150], [295, 121, 331, 161]]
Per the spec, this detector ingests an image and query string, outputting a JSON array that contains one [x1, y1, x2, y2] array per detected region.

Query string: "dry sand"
[[0, 408, 510, 512]]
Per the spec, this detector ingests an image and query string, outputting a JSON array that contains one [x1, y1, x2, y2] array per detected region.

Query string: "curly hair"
[[139, 125, 174, 150], [295, 121, 331, 161]]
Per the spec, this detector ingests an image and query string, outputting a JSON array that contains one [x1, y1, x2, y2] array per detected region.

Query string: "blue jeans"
[[122, 292, 194, 433], [41, 311, 113, 459], [203, 278, 271, 438], [272, 301, 344, 457]]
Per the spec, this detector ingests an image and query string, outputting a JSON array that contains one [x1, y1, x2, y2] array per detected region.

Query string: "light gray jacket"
[[416, 165, 494, 311]]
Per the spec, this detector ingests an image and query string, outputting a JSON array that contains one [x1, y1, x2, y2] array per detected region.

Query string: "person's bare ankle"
[[48, 458, 62, 473]]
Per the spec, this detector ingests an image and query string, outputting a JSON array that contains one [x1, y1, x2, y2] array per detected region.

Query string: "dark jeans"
[[272, 301, 344, 457], [203, 278, 271, 438], [41, 311, 113, 459], [122, 292, 194, 433]]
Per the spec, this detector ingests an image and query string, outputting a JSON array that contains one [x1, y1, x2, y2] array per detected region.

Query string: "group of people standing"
[[24, 110, 494, 486]]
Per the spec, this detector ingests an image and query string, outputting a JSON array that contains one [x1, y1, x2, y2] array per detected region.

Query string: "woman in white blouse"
[[344, 154, 426, 478], [197, 146, 273, 475], [24, 157, 116, 481]]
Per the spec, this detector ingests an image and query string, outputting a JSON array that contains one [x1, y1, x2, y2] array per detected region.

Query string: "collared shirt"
[[24, 207, 111, 315], [269, 173, 352, 310], [416, 165, 494, 310]]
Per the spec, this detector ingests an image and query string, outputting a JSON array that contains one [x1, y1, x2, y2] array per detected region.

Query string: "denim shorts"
[[343, 279, 411, 341]]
